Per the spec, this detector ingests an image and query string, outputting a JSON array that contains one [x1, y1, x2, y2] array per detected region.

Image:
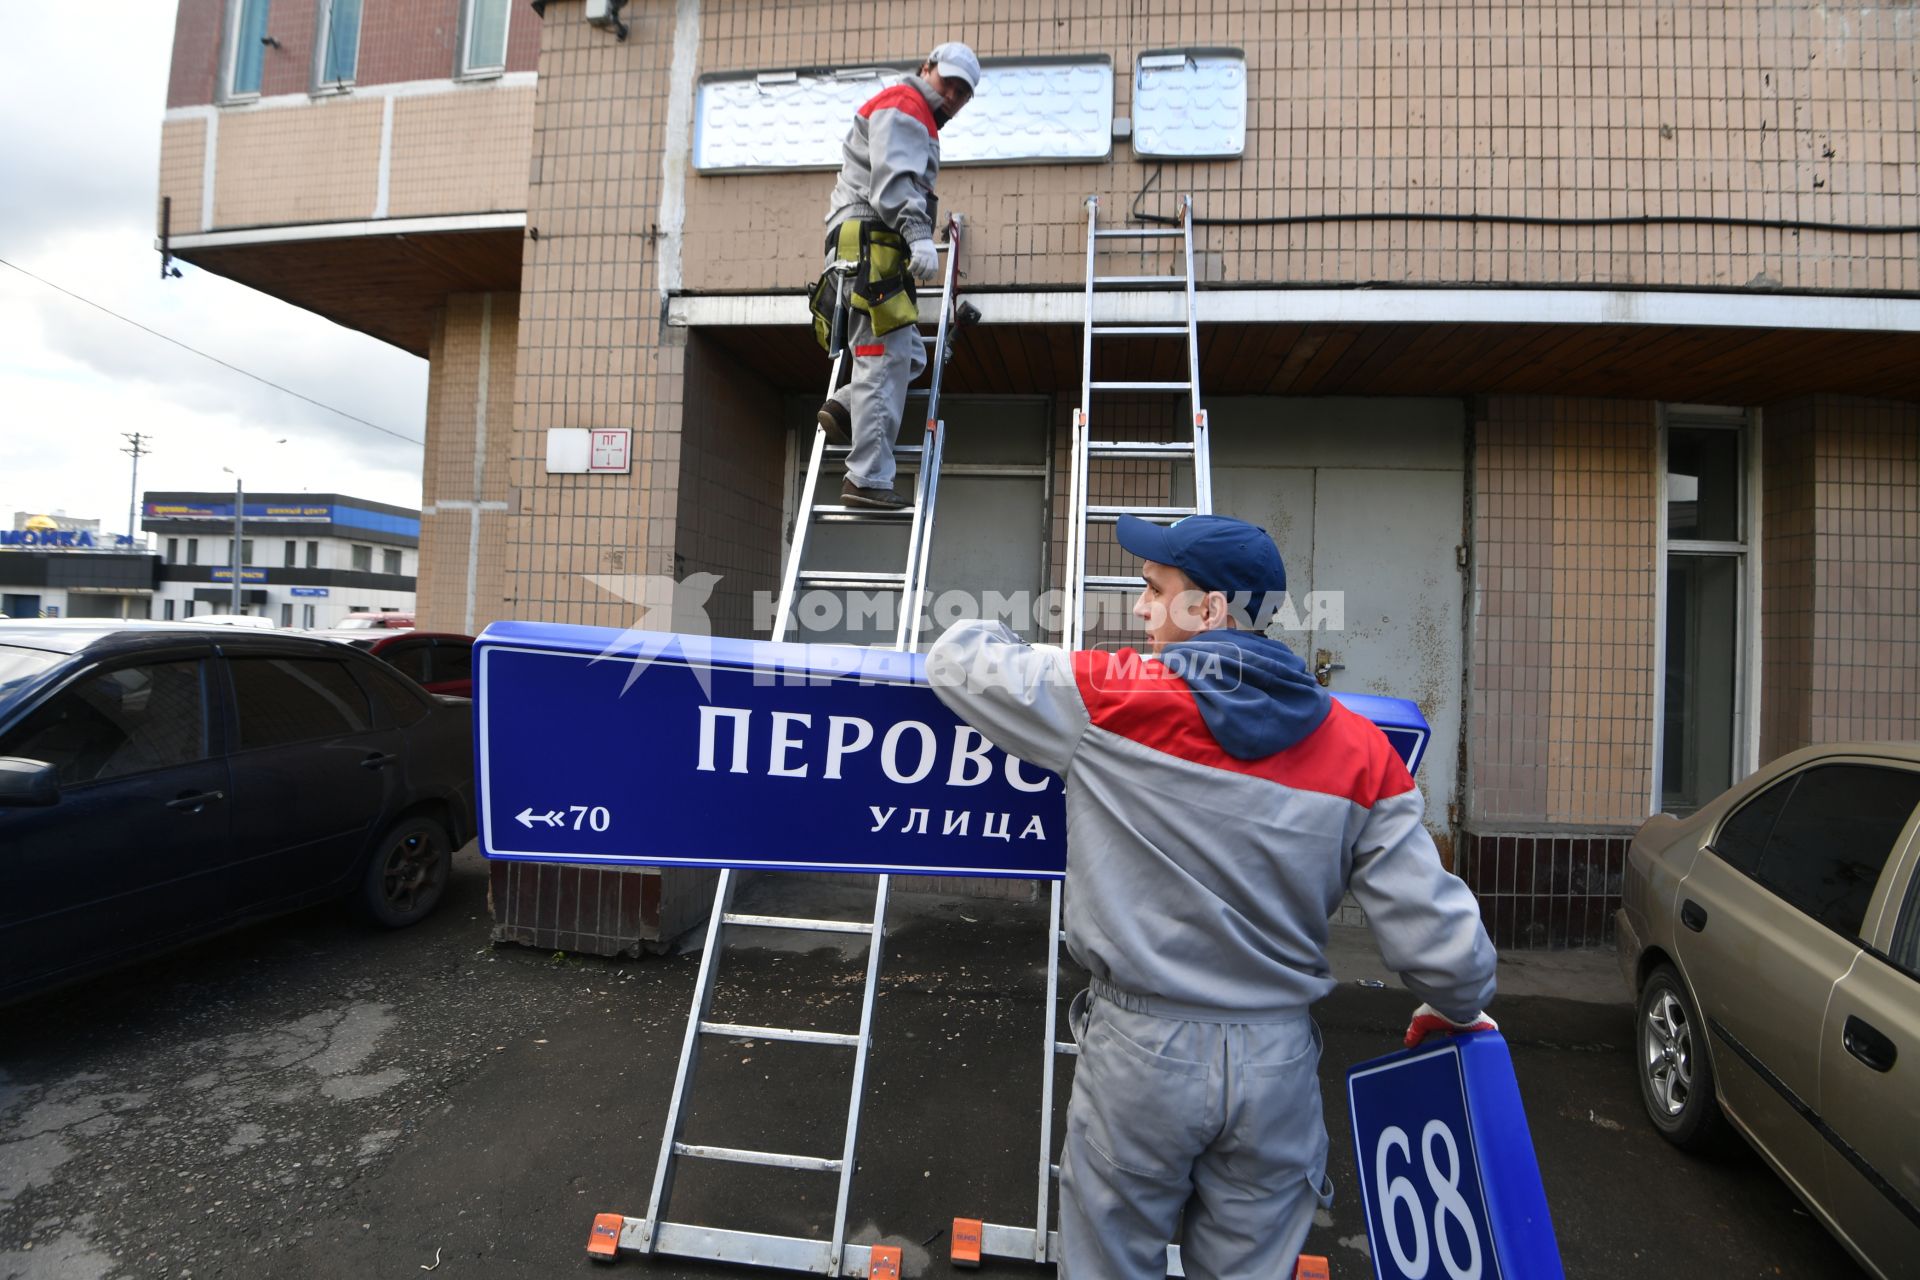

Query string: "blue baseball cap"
[[1116, 513, 1286, 623]]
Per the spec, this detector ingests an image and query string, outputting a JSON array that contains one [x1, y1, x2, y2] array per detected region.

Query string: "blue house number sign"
[[1347, 1032, 1563, 1280]]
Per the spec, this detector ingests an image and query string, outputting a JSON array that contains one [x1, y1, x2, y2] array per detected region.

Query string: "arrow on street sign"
[[515, 807, 566, 829]]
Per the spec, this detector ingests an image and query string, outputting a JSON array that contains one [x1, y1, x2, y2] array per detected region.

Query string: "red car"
[[318, 630, 473, 698]]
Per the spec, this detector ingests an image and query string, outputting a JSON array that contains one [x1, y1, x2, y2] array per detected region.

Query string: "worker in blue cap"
[[929, 512, 1496, 1279]]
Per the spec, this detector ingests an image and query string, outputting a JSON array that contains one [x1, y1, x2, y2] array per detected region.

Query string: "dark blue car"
[[0, 621, 476, 1003]]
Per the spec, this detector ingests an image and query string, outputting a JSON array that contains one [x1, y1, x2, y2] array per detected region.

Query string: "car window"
[[1754, 764, 1920, 938], [351, 658, 429, 728], [379, 641, 431, 684], [1710, 775, 1792, 875], [430, 641, 471, 685], [229, 656, 372, 749], [0, 644, 61, 705], [0, 660, 209, 786], [1893, 873, 1920, 976]]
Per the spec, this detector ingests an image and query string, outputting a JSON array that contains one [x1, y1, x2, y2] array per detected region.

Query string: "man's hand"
[[908, 239, 940, 281], [1403, 1002, 1498, 1049]]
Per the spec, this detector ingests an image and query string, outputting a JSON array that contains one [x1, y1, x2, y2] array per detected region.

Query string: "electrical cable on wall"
[[1129, 164, 1920, 236]]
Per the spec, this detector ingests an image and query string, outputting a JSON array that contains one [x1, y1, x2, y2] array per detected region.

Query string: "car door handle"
[[165, 790, 225, 811], [1843, 1016, 1897, 1073], [360, 752, 397, 771], [1680, 899, 1708, 932]]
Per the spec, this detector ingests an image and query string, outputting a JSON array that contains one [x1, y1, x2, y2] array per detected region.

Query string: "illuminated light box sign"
[[476, 622, 1431, 878], [1347, 1032, 1564, 1280]]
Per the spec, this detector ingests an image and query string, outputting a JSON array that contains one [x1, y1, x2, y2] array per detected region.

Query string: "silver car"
[[1615, 742, 1920, 1279]]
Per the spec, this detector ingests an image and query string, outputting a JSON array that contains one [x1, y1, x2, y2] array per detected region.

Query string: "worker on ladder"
[[810, 42, 980, 510], [927, 514, 1497, 1280]]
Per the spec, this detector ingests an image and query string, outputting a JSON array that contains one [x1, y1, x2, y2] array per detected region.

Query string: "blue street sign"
[[290, 587, 330, 597], [476, 621, 1434, 878], [1347, 1033, 1563, 1280]]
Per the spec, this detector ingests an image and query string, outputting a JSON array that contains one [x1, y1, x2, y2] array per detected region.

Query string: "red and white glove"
[[1404, 1003, 1498, 1049]]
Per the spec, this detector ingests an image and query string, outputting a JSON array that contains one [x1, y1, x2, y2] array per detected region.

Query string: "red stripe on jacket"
[[858, 83, 939, 136], [1070, 647, 1416, 807]]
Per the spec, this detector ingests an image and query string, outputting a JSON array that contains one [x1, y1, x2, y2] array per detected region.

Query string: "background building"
[[143, 490, 420, 627], [0, 514, 157, 620], [156, 0, 1920, 949]]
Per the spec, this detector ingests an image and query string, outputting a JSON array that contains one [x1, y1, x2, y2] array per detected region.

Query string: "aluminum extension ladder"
[[952, 194, 1212, 1274], [588, 216, 971, 1277]]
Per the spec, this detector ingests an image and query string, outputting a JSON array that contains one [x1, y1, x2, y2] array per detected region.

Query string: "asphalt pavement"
[[0, 847, 1864, 1279]]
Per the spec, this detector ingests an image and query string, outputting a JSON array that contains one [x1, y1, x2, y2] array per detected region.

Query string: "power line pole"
[[121, 432, 151, 551]]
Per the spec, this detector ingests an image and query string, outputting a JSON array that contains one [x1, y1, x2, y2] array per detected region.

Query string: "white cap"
[[928, 41, 982, 90]]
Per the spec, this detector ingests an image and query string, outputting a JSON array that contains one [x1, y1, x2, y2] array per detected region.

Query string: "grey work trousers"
[[1058, 986, 1334, 1280], [822, 252, 927, 492]]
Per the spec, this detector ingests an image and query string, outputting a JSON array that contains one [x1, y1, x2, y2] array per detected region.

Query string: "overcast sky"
[[0, 6, 430, 540]]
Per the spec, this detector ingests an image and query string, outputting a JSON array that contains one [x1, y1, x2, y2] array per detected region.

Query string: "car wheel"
[[358, 815, 452, 928], [1636, 962, 1726, 1150]]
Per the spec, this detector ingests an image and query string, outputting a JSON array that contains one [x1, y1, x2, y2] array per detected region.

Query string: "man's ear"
[[1205, 590, 1234, 629]]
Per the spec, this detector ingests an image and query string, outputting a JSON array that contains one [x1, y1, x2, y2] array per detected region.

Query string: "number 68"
[[1374, 1120, 1483, 1280]]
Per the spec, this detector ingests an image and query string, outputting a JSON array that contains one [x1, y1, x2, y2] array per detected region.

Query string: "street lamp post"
[[222, 468, 245, 614]]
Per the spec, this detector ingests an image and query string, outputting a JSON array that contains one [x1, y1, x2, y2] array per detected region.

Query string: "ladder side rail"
[[1032, 881, 1067, 1261], [895, 214, 962, 651], [1066, 196, 1100, 651], [641, 868, 740, 1250], [773, 426, 832, 643], [826, 875, 896, 1274], [1180, 195, 1214, 516]]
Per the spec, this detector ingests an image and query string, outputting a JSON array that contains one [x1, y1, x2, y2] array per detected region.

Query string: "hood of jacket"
[[1162, 630, 1331, 760]]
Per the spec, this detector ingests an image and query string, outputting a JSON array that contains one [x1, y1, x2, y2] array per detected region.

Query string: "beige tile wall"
[[213, 98, 384, 227], [389, 88, 537, 218], [1469, 397, 1658, 828], [1761, 396, 1920, 754], [417, 291, 519, 635], [158, 119, 207, 233], [682, 0, 1920, 295], [507, 3, 686, 627]]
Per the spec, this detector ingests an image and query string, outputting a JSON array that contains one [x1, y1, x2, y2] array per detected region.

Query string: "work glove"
[[1403, 1003, 1498, 1049], [908, 238, 940, 281]]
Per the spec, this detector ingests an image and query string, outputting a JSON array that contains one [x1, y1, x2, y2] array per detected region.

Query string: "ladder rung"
[[700, 1020, 861, 1048], [1089, 381, 1190, 392], [794, 570, 907, 589], [1093, 228, 1185, 239], [1092, 325, 1189, 336], [825, 444, 923, 458], [1092, 275, 1187, 286], [808, 505, 916, 520], [1086, 506, 1196, 523], [721, 913, 877, 936], [1088, 441, 1195, 458], [673, 1142, 843, 1173], [1054, 1041, 1080, 1057], [1081, 575, 1140, 590]]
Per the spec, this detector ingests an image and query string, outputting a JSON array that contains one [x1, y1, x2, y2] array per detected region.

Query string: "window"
[[382, 548, 402, 575], [1894, 877, 1920, 975], [167, 538, 179, 564], [237, 538, 255, 566], [0, 661, 209, 786], [187, 538, 199, 566], [351, 544, 373, 572], [284, 541, 296, 568], [228, 657, 371, 749], [1709, 779, 1791, 876], [381, 640, 432, 684], [314, 0, 362, 89], [1659, 410, 1752, 815], [164, 599, 177, 621], [280, 603, 294, 627], [1753, 765, 1920, 937], [301, 603, 316, 629], [223, 0, 274, 100], [458, 0, 512, 78], [431, 641, 472, 686], [354, 660, 429, 727], [306, 540, 320, 569]]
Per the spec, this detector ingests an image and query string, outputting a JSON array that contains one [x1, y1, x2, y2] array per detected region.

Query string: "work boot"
[[816, 399, 851, 446], [841, 479, 910, 510]]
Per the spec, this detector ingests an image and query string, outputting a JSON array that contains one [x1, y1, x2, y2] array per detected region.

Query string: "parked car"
[[312, 630, 474, 699], [333, 612, 415, 631], [1616, 743, 1920, 1279], [186, 613, 276, 628], [0, 620, 476, 1004]]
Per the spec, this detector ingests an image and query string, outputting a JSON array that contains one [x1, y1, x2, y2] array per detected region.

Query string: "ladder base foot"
[[586, 1211, 625, 1261]]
